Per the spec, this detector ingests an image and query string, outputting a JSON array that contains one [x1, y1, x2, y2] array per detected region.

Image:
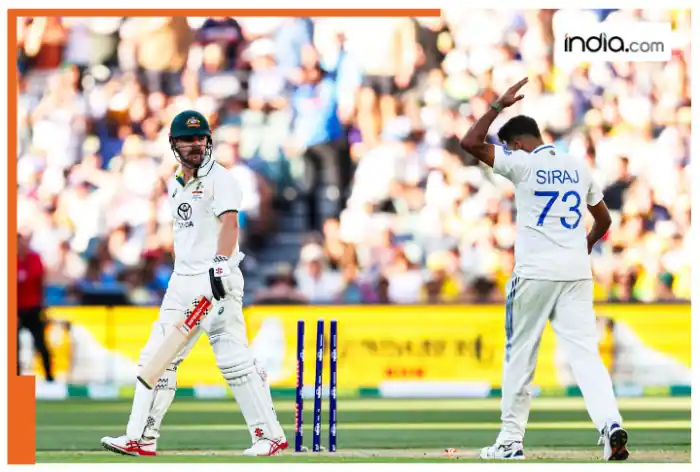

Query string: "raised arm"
[[459, 107, 500, 168], [460, 77, 529, 168]]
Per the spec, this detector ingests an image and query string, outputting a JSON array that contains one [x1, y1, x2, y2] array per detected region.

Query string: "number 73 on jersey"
[[534, 190, 582, 229]]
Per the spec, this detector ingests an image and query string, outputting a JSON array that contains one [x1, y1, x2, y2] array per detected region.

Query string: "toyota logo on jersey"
[[177, 203, 193, 221]]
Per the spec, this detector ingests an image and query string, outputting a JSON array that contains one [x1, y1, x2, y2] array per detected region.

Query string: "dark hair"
[[497, 115, 542, 144]]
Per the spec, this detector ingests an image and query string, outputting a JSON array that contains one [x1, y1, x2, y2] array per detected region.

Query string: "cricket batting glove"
[[209, 252, 245, 301]]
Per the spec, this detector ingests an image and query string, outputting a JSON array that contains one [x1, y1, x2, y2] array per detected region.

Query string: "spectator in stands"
[[384, 244, 424, 304], [242, 37, 293, 178], [334, 258, 379, 304], [603, 156, 635, 212], [121, 265, 161, 305], [44, 239, 86, 288], [332, 244, 378, 303], [16, 12, 691, 307], [367, 222, 399, 275], [421, 250, 463, 303], [120, 17, 194, 96], [320, 217, 345, 270], [413, 17, 451, 81], [375, 275, 391, 304], [194, 16, 245, 70], [247, 39, 287, 111], [254, 263, 307, 305], [192, 42, 244, 102], [17, 234, 54, 381], [62, 18, 122, 80], [289, 49, 350, 232], [273, 17, 314, 85], [354, 18, 417, 145], [295, 243, 343, 304], [19, 17, 66, 73]]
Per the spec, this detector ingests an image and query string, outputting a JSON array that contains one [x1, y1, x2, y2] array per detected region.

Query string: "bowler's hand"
[[496, 77, 529, 109]]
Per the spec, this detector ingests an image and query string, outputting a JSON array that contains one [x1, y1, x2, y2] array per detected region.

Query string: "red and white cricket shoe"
[[101, 435, 157, 456], [243, 437, 289, 456]]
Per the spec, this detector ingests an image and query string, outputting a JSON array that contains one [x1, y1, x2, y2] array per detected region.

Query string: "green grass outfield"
[[36, 397, 691, 463]]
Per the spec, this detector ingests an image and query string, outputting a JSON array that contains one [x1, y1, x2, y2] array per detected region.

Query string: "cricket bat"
[[137, 296, 213, 390]]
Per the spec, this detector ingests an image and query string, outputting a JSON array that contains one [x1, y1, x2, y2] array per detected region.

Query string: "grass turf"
[[36, 397, 690, 462]]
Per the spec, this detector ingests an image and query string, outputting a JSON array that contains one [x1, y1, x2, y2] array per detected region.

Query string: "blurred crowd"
[[17, 10, 691, 306]]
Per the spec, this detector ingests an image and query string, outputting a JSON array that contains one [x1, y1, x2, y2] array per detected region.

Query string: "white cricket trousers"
[[126, 267, 247, 440], [497, 276, 622, 444]]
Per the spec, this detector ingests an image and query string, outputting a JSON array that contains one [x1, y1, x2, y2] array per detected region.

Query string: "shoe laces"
[[497, 441, 521, 451]]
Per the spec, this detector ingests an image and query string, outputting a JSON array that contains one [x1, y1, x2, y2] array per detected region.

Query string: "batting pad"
[[139, 313, 202, 368], [128, 316, 189, 442], [211, 334, 285, 442], [126, 380, 156, 440], [143, 368, 177, 440]]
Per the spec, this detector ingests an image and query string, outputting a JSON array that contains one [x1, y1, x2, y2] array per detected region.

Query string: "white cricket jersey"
[[167, 159, 243, 275], [492, 143, 603, 281]]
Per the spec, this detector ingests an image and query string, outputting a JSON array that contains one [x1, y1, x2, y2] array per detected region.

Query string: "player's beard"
[[176, 143, 209, 169]]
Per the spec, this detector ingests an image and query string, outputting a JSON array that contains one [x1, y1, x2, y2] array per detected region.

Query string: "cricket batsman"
[[101, 110, 288, 456], [461, 78, 629, 461]]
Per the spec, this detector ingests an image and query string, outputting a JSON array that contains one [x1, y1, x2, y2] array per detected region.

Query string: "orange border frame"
[[7, 8, 440, 464]]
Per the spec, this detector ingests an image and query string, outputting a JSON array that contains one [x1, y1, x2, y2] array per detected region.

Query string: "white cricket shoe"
[[480, 441, 525, 460], [598, 423, 629, 461], [101, 435, 157, 457], [242, 437, 289, 456]]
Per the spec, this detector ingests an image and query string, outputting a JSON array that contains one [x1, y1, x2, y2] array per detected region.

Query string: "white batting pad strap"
[[220, 362, 256, 381], [211, 335, 256, 382], [210, 335, 285, 442], [227, 372, 253, 387], [143, 368, 177, 440]]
